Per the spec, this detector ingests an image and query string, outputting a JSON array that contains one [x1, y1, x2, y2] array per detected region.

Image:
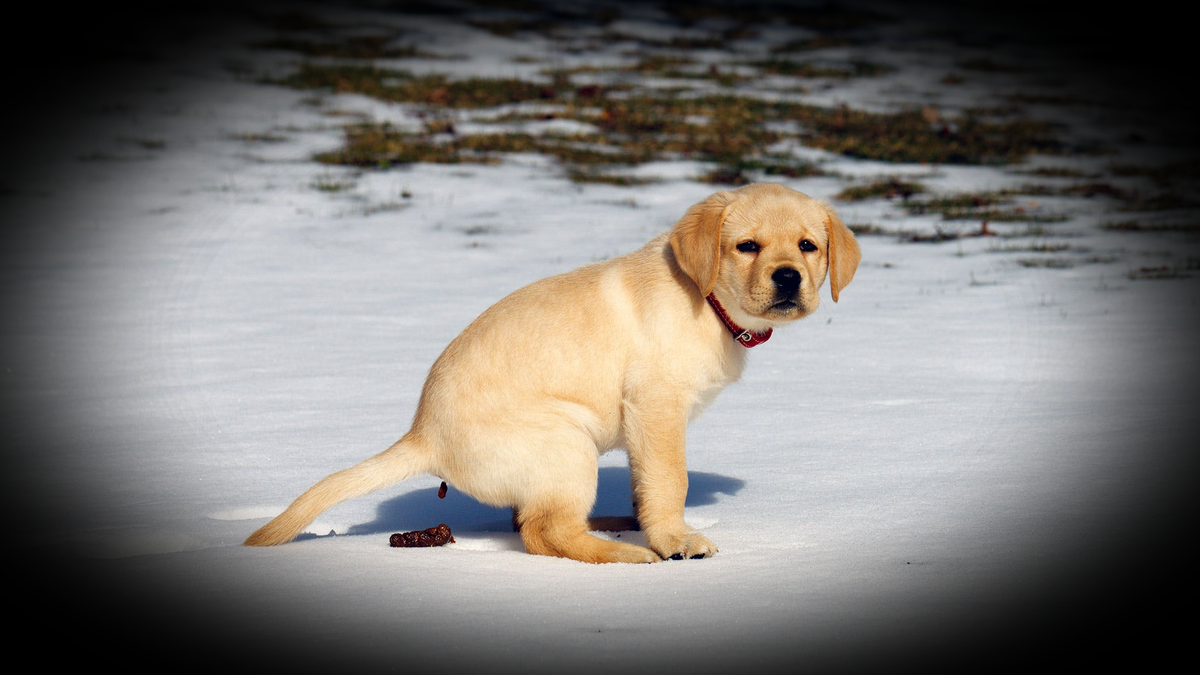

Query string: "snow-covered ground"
[[4, 1, 1195, 672]]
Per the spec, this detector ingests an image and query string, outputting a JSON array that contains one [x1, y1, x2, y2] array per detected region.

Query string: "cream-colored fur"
[[244, 183, 860, 563]]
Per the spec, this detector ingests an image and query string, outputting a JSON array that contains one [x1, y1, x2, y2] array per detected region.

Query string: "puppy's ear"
[[820, 200, 860, 302], [670, 191, 735, 296]]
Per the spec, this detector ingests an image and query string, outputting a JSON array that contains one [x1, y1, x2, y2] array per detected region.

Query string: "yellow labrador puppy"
[[245, 182, 860, 563]]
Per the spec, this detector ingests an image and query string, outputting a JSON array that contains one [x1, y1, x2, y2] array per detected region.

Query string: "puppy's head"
[[670, 183, 860, 332]]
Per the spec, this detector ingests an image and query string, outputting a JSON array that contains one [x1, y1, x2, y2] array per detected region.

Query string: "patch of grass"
[[276, 64, 561, 108], [462, 224, 501, 236], [316, 98, 827, 181], [591, 96, 803, 162], [318, 123, 653, 171], [845, 220, 1061, 244], [849, 220, 997, 243], [1017, 258, 1075, 268], [454, 132, 545, 155], [1056, 182, 1128, 198], [901, 227, 974, 243], [905, 192, 1002, 212], [312, 174, 357, 192], [312, 90, 1067, 181], [559, 54, 746, 86], [756, 156, 823, 178], [1102, 220, 1200, 233], [969, 180, 1128, 201], [699, 155, 823, 185], [653, 59, 747, 87], [1128, 265, 1192, 280], [1006, 92, 1094, 106], [846, 222, 890, 236], [1016, 166, 1094, 178], [1109, 159, 1200, 188], [998, 223, 1052, 238], [567, 169, 658, 186], [803, 106, 1064, 164], [565, 95, 790, 166], [278, 50, 1069, 168], [835, 177, 925, 201], [989, 242, 1073, 253], [316, 124, 469, 168], [1116, 192, 1198, 212], [358, 200, 412, 217], [697, 165, 753, 185], [946, 207, 1067, 223], [234, 132, 289, 143], [270, 21, 1079, 186], [903, 192, 1068, 222]]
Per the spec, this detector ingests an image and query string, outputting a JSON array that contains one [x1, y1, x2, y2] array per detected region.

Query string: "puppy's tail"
[[243, 433, 432, 546]]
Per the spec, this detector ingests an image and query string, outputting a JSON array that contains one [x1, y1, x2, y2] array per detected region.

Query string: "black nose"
[[772, 267, 801, 296]]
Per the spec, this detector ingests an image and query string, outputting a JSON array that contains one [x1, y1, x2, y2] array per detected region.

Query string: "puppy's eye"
[[736, 241, 760, 253], [799, 239, 817, 252]]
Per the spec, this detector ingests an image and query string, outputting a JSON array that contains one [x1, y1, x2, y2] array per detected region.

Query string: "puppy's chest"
[[685, 343, 747, 420]]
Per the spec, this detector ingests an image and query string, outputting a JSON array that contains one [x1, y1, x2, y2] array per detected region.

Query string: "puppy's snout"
[[772, 267, 801, 296]]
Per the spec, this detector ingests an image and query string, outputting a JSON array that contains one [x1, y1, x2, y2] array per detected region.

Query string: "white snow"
[[4, 1, 1195, 672]]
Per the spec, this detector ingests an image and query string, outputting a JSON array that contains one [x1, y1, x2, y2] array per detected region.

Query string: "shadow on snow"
[[322, 466, 746, 537]]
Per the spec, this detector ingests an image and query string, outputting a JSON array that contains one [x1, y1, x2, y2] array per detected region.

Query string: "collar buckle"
[[705, 293, 773, 348]]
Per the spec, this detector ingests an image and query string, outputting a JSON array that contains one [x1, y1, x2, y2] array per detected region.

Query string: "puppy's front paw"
[[649, 531, 718, 560]]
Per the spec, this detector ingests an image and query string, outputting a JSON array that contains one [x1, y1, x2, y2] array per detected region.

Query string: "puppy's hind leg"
[[518, 502, 659, 564], [515, 455, 658, 565], [244, 433, 431, 546]]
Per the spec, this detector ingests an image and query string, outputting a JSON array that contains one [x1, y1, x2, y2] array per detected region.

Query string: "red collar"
[[705, 294, 773, 347]]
